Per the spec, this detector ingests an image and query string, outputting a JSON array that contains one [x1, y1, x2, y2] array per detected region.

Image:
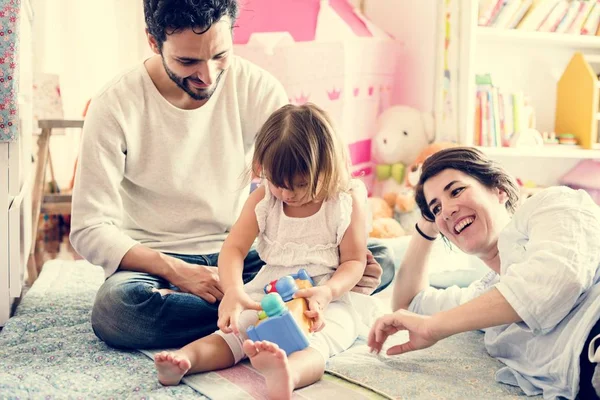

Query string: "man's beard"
[[162, 57, 225, 101]]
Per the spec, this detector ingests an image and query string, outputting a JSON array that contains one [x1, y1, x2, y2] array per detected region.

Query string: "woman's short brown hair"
[[415, 147, 520, 221]]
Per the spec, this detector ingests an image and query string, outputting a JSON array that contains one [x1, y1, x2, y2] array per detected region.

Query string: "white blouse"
[[409, 186, 600, 399]]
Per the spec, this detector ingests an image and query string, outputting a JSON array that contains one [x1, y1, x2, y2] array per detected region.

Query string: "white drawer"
[[1, 144, 9, 326], [8, 193, 23, 298]]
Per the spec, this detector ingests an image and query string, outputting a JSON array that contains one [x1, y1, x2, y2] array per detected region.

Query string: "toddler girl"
[[154, 103, 369, 399]]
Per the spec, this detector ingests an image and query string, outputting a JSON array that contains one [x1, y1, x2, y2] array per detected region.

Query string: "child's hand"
[[217, 287, 261, 335], [294, 286, 333, 332]]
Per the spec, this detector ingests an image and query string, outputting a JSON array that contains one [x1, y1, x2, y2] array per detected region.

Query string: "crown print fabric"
[[0, 0, 20, 143]]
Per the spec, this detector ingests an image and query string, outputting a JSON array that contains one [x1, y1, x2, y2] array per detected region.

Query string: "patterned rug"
[[0, 259, 536, 399], [140, 349, 387, 400], [0, 260, 385, 399]]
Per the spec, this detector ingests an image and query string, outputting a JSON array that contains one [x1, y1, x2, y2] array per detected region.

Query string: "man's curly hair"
[[144, 0, 239, 49]]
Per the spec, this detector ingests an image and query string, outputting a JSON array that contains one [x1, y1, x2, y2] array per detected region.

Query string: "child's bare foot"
[[243, 340, 294, 400], [154, 351, 191, 386]]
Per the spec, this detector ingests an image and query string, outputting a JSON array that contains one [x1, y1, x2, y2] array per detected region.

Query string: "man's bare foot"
[[154, 351, 191, 385], [243, 340, 294, 400]]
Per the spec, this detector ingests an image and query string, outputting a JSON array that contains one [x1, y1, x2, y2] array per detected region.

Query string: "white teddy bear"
[[371, 105, 435, 198]]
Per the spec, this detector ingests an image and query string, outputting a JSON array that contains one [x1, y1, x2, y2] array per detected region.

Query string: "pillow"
[[374, 236, 488, 289]]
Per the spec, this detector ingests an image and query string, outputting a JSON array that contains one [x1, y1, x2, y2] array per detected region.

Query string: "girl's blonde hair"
[[252, 103, 350, 201]]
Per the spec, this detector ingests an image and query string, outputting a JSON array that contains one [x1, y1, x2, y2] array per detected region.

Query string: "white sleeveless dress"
[[216, 180, 370, 363], [244, 180, 358, 296]]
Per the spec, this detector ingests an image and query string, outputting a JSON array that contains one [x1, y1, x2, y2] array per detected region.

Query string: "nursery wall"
[[31, 0, 149, 189], [360, 0, 439, 114]]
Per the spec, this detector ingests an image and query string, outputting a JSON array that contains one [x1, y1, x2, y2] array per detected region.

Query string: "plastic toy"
[[246, 269, 315, 355], [264, 269, 315, 298]]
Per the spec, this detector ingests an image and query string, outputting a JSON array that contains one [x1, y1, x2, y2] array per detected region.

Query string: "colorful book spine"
[[494, 0, 523, 28], [567, 0, 595, 34], [518, 0, 563, 31], [481, 90, 490, 145], [474, 92, 483, 146], [487, 90, 496, 146], [491, 87, 502, 146], [538, 0, 570, 32], [555, 0, 583, 33], [513, 91, 525, 134], [508, 0, 535, 29], [502, 91, 515, 142], [479, 0, 506, 25], [581, 0, 600, 34], [473, 72, 532, 147]]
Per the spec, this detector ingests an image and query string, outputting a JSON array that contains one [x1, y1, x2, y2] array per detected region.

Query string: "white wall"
[[362, 0, 438, 114], [32, 0, 440, 186], [31, 0, 151, 188]]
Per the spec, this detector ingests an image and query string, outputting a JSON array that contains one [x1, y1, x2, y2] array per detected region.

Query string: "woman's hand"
[[368, 309, 441, 356], [217, 287, 261, 335], [294, 286, 333, 332]]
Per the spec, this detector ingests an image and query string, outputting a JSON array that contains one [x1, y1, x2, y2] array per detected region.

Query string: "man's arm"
[[70, 96, 223, 301], [120, 245, 223, 302], [70, 96, 139, 277]]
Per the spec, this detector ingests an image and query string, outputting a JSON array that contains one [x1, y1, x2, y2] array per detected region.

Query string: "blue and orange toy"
[[246, 269, 315, 356]]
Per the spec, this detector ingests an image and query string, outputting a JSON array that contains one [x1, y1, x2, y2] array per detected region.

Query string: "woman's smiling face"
[[423, 168, 509, 256]]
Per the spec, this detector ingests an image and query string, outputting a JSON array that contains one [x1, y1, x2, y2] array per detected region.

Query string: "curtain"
[[0, 0, 21, 142]]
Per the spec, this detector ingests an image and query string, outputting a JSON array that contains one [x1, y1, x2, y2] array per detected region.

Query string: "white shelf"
[[477, 27, 600, 48], [475, 146, 600, 159]]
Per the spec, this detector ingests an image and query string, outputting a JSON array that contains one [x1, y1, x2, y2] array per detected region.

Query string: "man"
[[70, 0, 394, 349]]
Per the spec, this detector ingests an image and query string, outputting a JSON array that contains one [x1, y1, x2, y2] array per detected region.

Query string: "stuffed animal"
[[371, 105, 435, 198], [405, 142, 458, 189], [380, 142, 455, 233], [370, 218, 406, 239], [367, 197, 405, 238]]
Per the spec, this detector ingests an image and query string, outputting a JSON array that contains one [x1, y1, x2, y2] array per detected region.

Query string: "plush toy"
[[405, 142, 458, 189], [371, 105, 435, 198], [368, 196, 393, 219], [367, 197, 405, 238], [379, 142, 455, 233], [370, 218, 406, 239], [560, 160, 600, 205]]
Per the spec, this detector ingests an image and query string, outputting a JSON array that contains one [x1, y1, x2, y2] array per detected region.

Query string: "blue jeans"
[[90, 241, 395, 349]]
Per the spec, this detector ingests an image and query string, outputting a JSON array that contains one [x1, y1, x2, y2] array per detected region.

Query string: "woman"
[[368, 147, 600, 399]]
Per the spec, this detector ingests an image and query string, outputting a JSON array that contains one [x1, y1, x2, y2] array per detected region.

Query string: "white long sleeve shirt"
[[409, 186, 600, 399], [70, 56, 288, 277]]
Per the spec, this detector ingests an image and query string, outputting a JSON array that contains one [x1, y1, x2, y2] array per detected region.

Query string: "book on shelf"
[[555, 0, 583, 32], [493, 0, 525, 28], [473, 74, 534, 147], [508, 0, 535, 28], [519, 0, 564, 31], [538, 0, 570, 32], [566, 0, 595, 34], [478, 0, 600, 35], [581, 0, 600, 33]]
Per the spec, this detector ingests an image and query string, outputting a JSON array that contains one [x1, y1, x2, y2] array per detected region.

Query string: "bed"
[[0, 259, 537, 399]]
